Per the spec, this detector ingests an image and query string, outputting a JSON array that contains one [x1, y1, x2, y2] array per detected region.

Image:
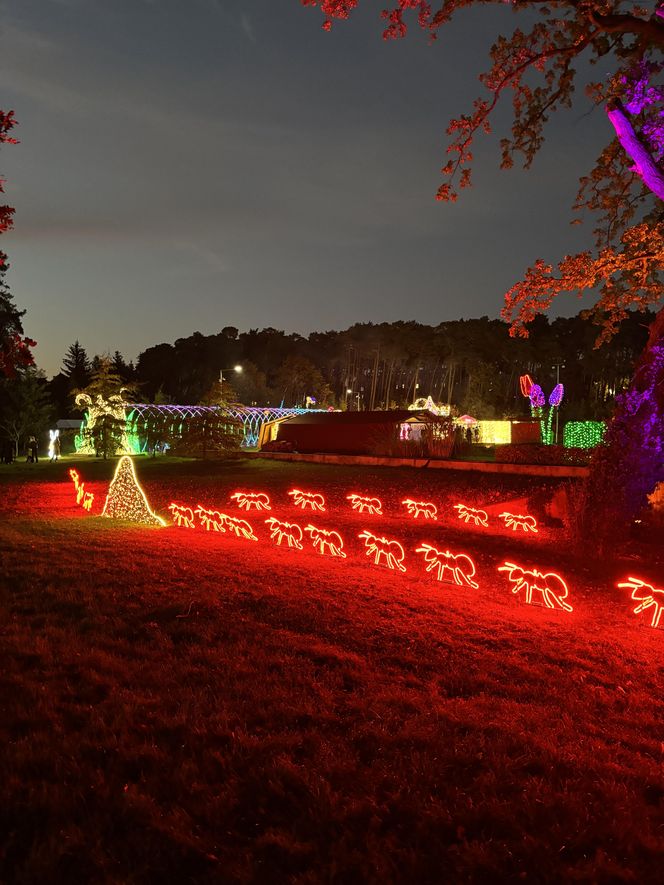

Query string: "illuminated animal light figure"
[[69, 468, 94, 512], [619, 577, 664, 629], [102, 456, 165, 526], [288, 489, 326, 511], [265, 517, 304, 549], [220, 513, 258, 541], [169, 503, 196, 529], [231, 491, 271, 512], [498, 561, 573, 612], [402, 499, 438, 520], [195, 505, 225, 532], [69, 468, 80, 489], [499, 512, 538, 533], [48, 428, 60, 460], [358, 530, 406, 572], [454, 503, 489, 527], [75, 390, 133, 455], [304, 524, 346, 558], [347, 494, 383, 515], [415, 544, 478, 588], [82, 492, 94, 512]]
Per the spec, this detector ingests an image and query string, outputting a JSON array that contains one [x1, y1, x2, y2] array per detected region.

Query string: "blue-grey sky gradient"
[[1, 0, 607, 376]]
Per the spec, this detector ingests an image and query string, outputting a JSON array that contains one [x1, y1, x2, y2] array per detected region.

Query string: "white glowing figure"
[[48, 428, 59, 459]]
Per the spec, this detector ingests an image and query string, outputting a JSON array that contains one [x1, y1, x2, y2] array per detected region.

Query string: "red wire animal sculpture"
[[402, 499, 438, 520], [168, 502, 196, 529], [619, 576, 664, 628], [498, 561, 573, 612], [288, 489, 326, 511], [453, 503, 489, 527], [415, 544, 478, 588], [265, 517, 304, 549], [195, 505, 225, 532], [220, 513, 257, 541], [82, 492, 94, 511], [304, 524, 346, 557], [231, 491, 271, 511], [358, 530, 406, 572], [499, 512, 538, 533], [347, 494, 383, 515], [69, 468, 94, 512]]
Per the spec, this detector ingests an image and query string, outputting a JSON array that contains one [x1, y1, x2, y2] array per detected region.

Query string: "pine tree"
[[62, 341, 91, 390]]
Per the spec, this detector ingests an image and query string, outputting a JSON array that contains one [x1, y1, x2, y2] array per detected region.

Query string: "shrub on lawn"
[[495, 444, 592, 466]]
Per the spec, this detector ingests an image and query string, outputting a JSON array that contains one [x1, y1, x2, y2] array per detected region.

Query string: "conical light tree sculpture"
[[102, 456, 165, 526]]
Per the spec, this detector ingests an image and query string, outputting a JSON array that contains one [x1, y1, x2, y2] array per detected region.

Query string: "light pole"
[[219, 365, 243, 394], [551, 361, 565, 444]]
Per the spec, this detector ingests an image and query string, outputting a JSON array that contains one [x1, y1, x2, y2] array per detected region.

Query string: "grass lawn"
[[1, 456, 663, 883]]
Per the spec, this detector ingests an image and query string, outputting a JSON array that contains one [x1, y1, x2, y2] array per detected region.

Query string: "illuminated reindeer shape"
[[498, 561, 573, 612], [289, 489, 326, 511], [619, 577, 664, 628], [265, 518, 304, 549], [402, 499, 438, 520], [415, 544, 478, 588], [358, 530, 406, 572], [304, 524, 346, 558]]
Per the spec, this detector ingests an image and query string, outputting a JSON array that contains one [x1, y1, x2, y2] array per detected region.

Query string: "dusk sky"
[[2, 0, 608, 377]]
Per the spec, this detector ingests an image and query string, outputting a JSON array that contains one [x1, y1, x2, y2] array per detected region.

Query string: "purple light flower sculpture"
[[548, 384, 564, 407], [529, 384, 545, 409]]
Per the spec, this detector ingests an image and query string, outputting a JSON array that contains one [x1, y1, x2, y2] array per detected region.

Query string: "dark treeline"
[[49, 311, 653, 421]]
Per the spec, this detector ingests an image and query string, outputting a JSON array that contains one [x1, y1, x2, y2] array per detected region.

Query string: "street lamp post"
[[551, 361, 565, 444], [219, 364, 243, 393]]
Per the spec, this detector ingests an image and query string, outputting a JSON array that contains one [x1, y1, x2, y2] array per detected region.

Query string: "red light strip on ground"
[[499, 512, 538, 533], [453, 503, 489, 527], [347, 494, 383, 515], [415, 544, 478, 588], [402, 499, 438, 520], [304, 523, 346, 557], [358, 530, 406, 572], [265, 517, 304, 549], [288, 489, 326, 511], [498, 561, 572, 611], [231, 491, 271, 511], [618, 576, 664, 628]]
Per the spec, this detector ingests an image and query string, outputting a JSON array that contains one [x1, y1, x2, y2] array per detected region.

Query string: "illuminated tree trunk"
[[580, 306, 664, 552]]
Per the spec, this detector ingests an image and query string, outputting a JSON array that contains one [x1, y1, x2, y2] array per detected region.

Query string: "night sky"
[[2, 0, 607, 377]]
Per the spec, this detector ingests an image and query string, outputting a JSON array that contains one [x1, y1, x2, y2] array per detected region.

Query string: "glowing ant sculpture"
[[265, 517, 304, 549], [168, 502, 196, 529], [358, 530, 406, 572], [454, 503, 489, 527], [499, 512, 538, 533], [219, 513, 257, 541], [231, 491, 271, 511], [402, 499, 438, 520], [415, 544, 478, 588], [498, 561, 573, 612], [288, 489, 326, 511], [195, 505, 225, 532], [347, 494, 383, 515], [619, 576, 664, 628], [304, 524, 346, 557]]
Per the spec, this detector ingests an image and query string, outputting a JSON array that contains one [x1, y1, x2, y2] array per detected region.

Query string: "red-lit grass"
[[0, 457, 663, 882]]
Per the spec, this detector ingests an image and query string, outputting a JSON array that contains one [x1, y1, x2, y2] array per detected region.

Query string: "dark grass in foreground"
[[1, 457, 663, 883]]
